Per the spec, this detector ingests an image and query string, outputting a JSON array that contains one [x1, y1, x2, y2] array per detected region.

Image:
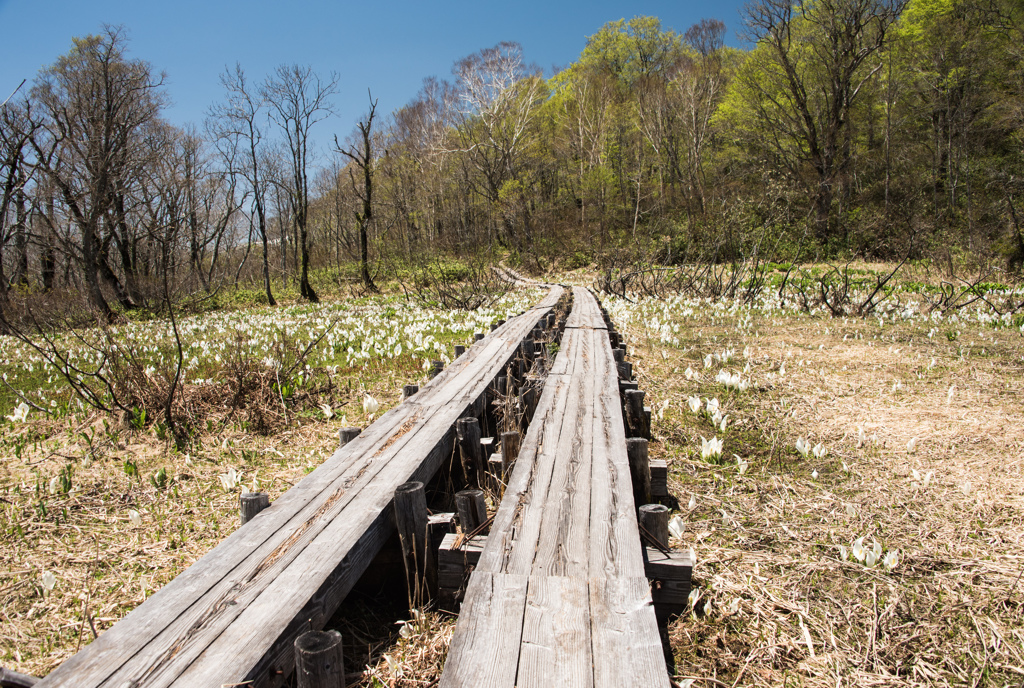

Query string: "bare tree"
[[338, 93, 379, 292], [209, 64, 276, 306], [263, 65, 338, 302], [29, 26, 166, 320]]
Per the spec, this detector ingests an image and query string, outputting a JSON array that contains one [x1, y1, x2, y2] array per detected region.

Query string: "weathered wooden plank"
[[530, 328, 595, 579], [516, 576, 592, 688], [437, 572, 529, 688], [589, 577, 670, 688]]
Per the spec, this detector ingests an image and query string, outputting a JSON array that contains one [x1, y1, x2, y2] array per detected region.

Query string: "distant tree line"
[[1, 0, 1022, 320]]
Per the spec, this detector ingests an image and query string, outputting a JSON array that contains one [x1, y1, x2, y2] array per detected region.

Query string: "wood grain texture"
[[442, 288, 667, 686]]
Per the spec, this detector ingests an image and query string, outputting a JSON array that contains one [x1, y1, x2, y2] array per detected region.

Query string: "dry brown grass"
[[626, 299, 1024, 687], [0, 373, 406, 677]]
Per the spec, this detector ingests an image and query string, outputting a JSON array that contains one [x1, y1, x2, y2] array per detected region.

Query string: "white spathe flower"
[[856, 426, 866, 448], [839, 545, 849, 561], [883, 550, 899, 571], [795, 437, 810, 458], [219, 467, 241, 491], [811, 469, 819, 479], [700, 436, 723, 460], [705, 397, 720, 415], [812, 443, 827, 459], [688, 494, 696, 510], [735, 454, 748, 475], [41, 571, 56, 591], [657, 399, 670, 420], [687, 396, 702, 414], [363, 394, 379, 415], [128, 509, 142, 527], [845, 503, 857, 517], [907, 437, 917, 453], [703, 354, 713, 368], [684, 367, 696, 380], [319, 403, 334, 419], [852, 536, 866, 562], [687, 587, 702, 609], [668, 515, 686, 539], [7, 401, 29, 423]]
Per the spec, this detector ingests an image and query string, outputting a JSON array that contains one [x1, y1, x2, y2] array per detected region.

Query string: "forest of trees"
[[1, 0, 1022, 320]]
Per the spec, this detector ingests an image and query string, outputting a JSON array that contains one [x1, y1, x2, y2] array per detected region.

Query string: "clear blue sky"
[[0, 0, 747, 153]]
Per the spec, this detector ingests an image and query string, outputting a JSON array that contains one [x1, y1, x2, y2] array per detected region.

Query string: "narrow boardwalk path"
[[440, 287, 668, 687], [35, 288, 564, 688]]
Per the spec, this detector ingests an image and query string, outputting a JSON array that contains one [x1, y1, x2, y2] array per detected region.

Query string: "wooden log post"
[[624, 389, 650, 439], [616, 360, 633, 381], [546, 313, 556, 329], [430, 360, 444, 379], [500, 431, 521, 476], [239, 492, 270, 526], [403, 384, 419, 399], [613, 347, 625, 363], [456, 418, 484, 489], [394, 481, 437, 604], [454, 344, 466, 358], [294, 629, 344, 688], [639, 504, 670, 550], [338, 426, 362, 447], [626, 438, 652, 508], [455, 489, 488, 534], [474, 332, 485, 342], [0, 666, 40, 688]]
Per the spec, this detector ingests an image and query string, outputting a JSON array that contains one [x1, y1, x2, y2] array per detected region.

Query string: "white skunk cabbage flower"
[[687, 396, 702, 414], [736, 455, 748, 475], [907, 437, 917, 453], [703, 354, 713, 368], [668, 515, 686, 539], [319, 403, 334, 419], [363, 394, 379, 415], [839, 545, 849, 561], [852, 537, 866, 562], [883, 550, 899, 570], [795, 437, 810, 458], [812, 443, 827, 459], [41, 571, 57, 591], [700, 436, 723, 460], [128, 509, 142, 527], [219, 467, 241, 491], [7, 401, 29, 423], [688, 494, 696, 510]]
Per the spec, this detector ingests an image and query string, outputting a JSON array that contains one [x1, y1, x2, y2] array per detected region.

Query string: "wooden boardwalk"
[[440, 287, 669, 687], [35, 287, 564, 688]]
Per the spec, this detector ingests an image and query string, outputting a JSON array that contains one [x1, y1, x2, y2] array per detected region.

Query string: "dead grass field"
[[618, 291, 1024, 688]]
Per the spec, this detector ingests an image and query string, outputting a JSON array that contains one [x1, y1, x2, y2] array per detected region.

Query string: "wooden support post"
[[624, 389, 650, 439], [402, 384, 419, 399], [500, 431, 521, 474], [394, 481, 436, 604], [546, 313, 555, 329], [474, 332, 485, 342], [613, 347, 625, 363], [0, 666, 40, 688], [650, 459, 668, 498], [626, 438, 652, 508], [437, 532, 487, 611], [430, 360, 444, 378], [496, 376, 508, 397], [454, 344, 466, 358], [639, 504, 670, 550], [294, 630, 345, 688], [455, 489, 488, 534], [490, 323, 498, 332], [456, 417, 484, 489], [644, 547, 693, 620], [240, 492, 270, 526], [617, 360, 633, 381], [338, 426, 361, 447], [487, 453, 504, 492], [428, 512, 457, 553]]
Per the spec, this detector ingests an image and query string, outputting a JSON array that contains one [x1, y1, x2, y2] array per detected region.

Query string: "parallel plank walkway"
[[440, 287, 669, 687], [36, 287, 564, 688]]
